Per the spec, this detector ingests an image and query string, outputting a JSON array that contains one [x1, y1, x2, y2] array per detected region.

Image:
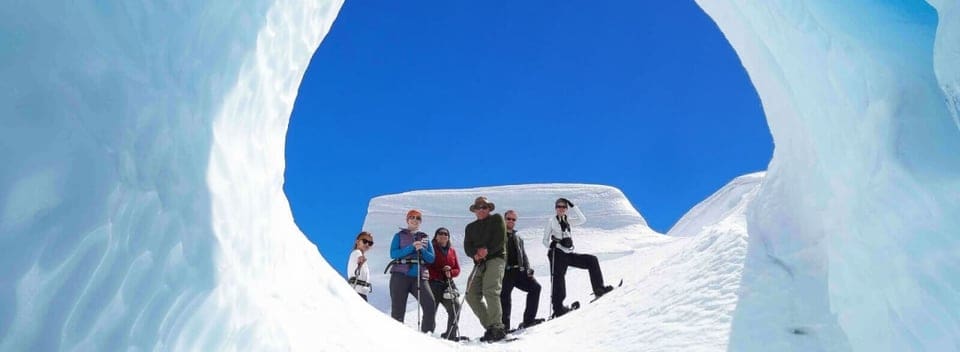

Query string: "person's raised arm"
[[567, 202, 586, 226]]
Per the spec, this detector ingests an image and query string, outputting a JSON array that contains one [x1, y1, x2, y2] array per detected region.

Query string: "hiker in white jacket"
[[542, 198, 586, 252], [347, 231, 374, 300], [542, 198, 613, 318]]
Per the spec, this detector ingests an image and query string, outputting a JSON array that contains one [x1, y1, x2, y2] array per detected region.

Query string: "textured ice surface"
[[698, 1, 960, 350], [2, 0, 958, 350]]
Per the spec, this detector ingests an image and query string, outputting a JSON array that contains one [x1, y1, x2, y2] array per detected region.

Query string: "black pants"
[[500, 268, 541, 329], [548, 249, 604, 310], [429, 280, 462, 337], [389, 273, 436, 333]]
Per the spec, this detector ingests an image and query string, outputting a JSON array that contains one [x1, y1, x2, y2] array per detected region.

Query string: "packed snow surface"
[[357, 182, 757, 350], [1, 0, 958, 351]]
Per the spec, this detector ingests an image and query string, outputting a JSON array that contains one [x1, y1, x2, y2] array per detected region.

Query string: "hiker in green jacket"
[[463, 196, 508, 342]]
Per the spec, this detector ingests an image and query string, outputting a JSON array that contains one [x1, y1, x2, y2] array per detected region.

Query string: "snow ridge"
[[667, 172, 764, 237]]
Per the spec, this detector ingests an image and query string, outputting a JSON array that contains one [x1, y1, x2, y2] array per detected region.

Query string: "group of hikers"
[[346, 196, 615, 342]]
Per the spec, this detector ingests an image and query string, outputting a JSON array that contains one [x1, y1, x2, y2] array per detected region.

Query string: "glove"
[[560, 237, 573, 249], [558, 197, 575, 208], [526, 268, 535, 277]]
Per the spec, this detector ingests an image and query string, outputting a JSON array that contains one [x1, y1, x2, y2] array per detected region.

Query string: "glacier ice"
[[1, 1, 356, 350], [1, 0, 958, 350], [697, 0, 960, 350]]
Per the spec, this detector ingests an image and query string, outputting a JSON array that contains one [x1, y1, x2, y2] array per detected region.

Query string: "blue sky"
[[285, 1, 771, 276]]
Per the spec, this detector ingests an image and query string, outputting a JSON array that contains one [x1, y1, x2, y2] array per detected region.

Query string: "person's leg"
[[567, 252, 605, 293], [449, 294, 462, 337], [418, 277, 437, 333], [429, 280, 449, 334], [438, 282, 459, 337], [429, 281, 445, 310], [406, 275, 425, 329], [514, 274, 541, 324], [466, 263, 489, 328], [499, 270, 517, 329], [481, 257, 506, 331], [550, 251, 570, 311], [389, 273, 408, 322], [440, 293, 457, 336]]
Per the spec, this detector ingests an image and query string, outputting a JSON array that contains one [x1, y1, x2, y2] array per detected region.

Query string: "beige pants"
[[466, 256, 506, 330]]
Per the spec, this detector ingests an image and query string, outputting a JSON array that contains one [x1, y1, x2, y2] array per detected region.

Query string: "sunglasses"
[[476, 206, 489, 210], [408, 216, 422, 221], [437, 232, 450, 236], [555, 205, 568, 209], [505, 218, 517, 221], [361, 239, 374, 246]]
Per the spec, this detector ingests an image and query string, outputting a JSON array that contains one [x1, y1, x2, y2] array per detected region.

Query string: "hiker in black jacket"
[[499, 210, 544, 330]]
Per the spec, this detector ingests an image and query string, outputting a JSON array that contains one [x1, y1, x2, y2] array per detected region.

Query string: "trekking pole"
[[549, 246, 555, 319], [416, 242, 422, 332], [445, 277, 458, 338], [452, 263, 480, 339]]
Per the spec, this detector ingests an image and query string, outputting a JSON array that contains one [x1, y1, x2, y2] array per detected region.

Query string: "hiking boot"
[[478, 329, 493, 342], [485, 327, 507, 342], [595, 285, 614, 298], [518, 318, 544, 329], [551, 305, 572, 318]]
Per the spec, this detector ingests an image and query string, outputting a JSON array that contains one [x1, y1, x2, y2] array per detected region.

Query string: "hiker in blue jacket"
[[388, 209, 437, 333]]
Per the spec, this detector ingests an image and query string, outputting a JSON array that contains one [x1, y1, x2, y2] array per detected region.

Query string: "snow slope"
[[359, 184, 654, 336], [667, 172, 763, 238], [2, 0, 959, 351], [357, 181, 756, 351]]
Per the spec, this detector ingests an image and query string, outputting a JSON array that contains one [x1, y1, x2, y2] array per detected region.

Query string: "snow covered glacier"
[[697, 1, 960, 350], [1, 1, 958, 351]]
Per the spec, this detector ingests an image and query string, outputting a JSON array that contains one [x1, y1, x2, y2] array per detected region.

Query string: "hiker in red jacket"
[[427, 227, 463, 340]]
